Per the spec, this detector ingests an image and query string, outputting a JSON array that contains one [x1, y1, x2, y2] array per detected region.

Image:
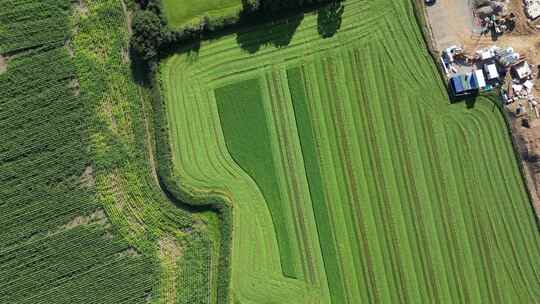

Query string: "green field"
[[0, 0, 156, 302], [161, 0, 242, 29], [0, 0, 218, 303], [160, 0, 540, 302]]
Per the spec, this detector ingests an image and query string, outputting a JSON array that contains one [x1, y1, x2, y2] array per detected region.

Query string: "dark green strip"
[[287, 67, 347, 304], [215, 78, 298, 278]]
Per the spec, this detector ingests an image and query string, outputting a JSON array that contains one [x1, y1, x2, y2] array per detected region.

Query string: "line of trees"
[[244, 0, 337, 12], [130, 0, 340, 61]]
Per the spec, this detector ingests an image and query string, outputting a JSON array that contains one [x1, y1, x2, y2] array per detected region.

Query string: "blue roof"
[[451, 75, 465, 93], [468, 73, 478, 90]]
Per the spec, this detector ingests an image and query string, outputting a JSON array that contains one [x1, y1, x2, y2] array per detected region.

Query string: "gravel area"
[[425, 0, 476, 51]]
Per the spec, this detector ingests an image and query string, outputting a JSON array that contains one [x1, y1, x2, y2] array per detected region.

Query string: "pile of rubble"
[[472, 0, 515, 36], [525, 0, 540, 20], [503, 60, 536, 106], [473, 0, 507, 16]]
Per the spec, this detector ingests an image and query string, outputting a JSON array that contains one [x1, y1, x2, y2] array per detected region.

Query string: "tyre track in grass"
[[372, 46, 438, 303], [319, 54, 371, 303], [474, 106, 540, 264], [307, 60, 353, 301], [349, 46, 400, 303], [384, 82, 443, 303], [461, 108, 534, 301], [446, 121, 494, 302], [398, 95, 452, 302], [345, 47, 403, 304], [419, 109, 476, 303], [342, 47, 417, 299], [263, 70, 308, 280], [349, 45, 404, 304], [288, 64, 347, 304], [343, 50, 387, 301], [448, 117, 503, 302], [266, 68, 327, 287], [363, 44, 425, 304], [318, 55, 374, 303], [464, 115, 512, 302], [439, 120, 494, 299], [342, 47, 408, 302], [463, 106, 540, 300], [419, 111, 469, 303]]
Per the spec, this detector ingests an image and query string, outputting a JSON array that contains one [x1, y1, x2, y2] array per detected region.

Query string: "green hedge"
[[150, 73, 233, 304]]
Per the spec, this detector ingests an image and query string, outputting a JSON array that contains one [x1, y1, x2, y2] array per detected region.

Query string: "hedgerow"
[[151, 73, 233, 303], [130, 0, 341, 61]]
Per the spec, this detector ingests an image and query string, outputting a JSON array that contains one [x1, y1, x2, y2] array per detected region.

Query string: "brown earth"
[[509, 115, 540, 217], [80, 165, 95, 188]]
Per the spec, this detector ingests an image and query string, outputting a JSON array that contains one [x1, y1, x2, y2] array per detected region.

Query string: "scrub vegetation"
[[159, 0, 540, 303]]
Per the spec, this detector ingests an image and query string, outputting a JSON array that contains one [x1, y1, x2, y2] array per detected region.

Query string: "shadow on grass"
[[235, 0, 344, 53], [450, 91, 479, 108], [236, 12, 304, 53], [317, 1, 344, 39]]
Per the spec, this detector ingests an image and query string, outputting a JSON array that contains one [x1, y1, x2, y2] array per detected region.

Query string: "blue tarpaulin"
[[451, 73, 479, 95], [451, 75, 465, 93]]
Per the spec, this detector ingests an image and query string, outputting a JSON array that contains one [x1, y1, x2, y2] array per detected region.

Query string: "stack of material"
[[512, 61, 532, 80], [484, 63, 499, 80], [496, 47, 520, 66], [525, 0, 540, 19]]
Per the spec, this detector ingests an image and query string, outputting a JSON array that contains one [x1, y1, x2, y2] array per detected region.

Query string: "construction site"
[[425, 0, 540, 212]]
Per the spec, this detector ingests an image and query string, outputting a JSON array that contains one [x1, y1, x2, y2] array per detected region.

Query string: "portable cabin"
[[484, 63, 499, 80], [474, 69, 486, 90]]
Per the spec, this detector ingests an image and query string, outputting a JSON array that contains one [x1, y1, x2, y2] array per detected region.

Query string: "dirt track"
[[425, 0, 475, 51]]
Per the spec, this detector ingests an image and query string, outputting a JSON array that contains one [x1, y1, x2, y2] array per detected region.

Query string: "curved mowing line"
[[159, 0, 540, 302]]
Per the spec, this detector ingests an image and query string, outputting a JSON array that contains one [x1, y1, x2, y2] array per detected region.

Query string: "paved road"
[[426, 0, 475, 51]]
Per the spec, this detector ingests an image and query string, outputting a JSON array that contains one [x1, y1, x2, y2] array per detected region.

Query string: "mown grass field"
[[161, 0, 242, 29], [160, 0, 540, 303]]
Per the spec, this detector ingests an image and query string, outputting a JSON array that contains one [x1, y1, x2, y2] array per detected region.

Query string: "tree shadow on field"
[[236, 12, 304, 54], [130, 47, 152, 87], [317, 1, 344, 39]]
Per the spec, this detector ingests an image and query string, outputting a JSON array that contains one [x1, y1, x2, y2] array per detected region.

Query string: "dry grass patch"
[[0, 55, 7, 75]]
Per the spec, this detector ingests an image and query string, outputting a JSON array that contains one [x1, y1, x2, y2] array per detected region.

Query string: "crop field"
[[0, 0, 157, 303], [0, 0, 218, 303], [161, 0, 242, 29], [160, 0, 540, 303]]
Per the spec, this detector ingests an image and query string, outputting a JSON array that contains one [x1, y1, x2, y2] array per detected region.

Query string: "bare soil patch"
[[159, 237, 183, 259], [510, 116, 540, 217], [64, 209, 108, 230], [116, 247, 141, 258], [426, 0, 475, 51], [75, 0, 89, 16], [0, 55, 7, 75]]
